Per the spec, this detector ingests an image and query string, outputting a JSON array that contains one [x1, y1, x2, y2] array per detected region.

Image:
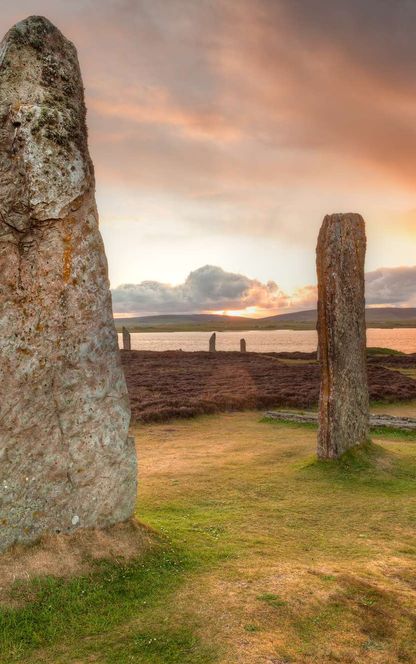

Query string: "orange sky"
[[1, 1, 416, 316]]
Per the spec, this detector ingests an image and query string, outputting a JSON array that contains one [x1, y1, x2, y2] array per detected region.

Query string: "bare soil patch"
[[0, 519, 152, 604]]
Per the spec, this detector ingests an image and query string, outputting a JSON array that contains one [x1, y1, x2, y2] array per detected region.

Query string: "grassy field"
[[2, 407, 416, 663]]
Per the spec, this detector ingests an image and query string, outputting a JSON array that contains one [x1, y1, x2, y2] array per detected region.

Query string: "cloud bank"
[[1, 2, 415, 290], [112, 265, 288, 315], [366, 266, 416, 306], [112, 264, 416, 316]]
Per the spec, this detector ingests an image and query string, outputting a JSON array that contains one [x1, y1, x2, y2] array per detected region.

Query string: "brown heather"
[[121, 350, 416, 423]]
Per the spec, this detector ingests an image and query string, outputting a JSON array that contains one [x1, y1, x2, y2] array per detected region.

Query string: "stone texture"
[[316, 213, 369, 459], [0, 16, 137, 552], [209, 332, 216, 352], [240, 338, 246, 353], [122, 327, 131, 351]]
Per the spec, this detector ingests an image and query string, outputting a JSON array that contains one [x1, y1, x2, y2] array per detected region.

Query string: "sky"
[[1, 0, 416, 316]]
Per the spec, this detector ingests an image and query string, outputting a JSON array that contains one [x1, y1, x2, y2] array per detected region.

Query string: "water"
[[118, 328, 416, 354]]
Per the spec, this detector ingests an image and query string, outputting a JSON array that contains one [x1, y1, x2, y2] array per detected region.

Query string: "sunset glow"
[[3, 7, 416, 662], [2, 2, 415, 317], [214, 307, 260, 318]]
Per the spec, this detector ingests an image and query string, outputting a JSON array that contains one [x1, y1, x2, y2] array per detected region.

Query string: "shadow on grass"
[[0, 540, 217, 664], [297, 441, 416, 495], [259, 572, 416, 661]]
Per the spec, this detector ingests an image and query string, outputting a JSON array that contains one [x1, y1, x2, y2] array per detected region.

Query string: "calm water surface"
[[118, 328, 416, 354]]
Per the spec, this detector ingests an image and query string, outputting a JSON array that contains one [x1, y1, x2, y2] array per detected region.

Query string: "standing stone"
[[0, 16, 137, 552], [209, 332, 216, 352], [316, 213, 369, 459], [122, 326, 131, 351], [240, 338, 246, 352]]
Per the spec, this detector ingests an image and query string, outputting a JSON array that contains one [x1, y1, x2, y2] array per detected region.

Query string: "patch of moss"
[[8, 20, 49, 53], [30, 104, 83, 152]]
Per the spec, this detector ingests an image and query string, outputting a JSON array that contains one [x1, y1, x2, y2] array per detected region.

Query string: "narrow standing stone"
[[240, 338, 246, 352], [122, 327, 131, 351], [316, 213, 369, 459], [209, 332, 216, 352], [0, 16, 137, 552]]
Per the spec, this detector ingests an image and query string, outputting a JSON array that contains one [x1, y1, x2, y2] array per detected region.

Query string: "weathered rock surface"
[[316, 213, 369, 459], [122, 327, 131, 351], [0, 16, 136, 552], [209, 332, 216, 352]]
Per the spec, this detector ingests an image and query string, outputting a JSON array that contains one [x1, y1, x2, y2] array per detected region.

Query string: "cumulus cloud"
[[290, 267, 416, 311], [366, 266, 416, 306], [286, 267, 416, 312], [112, 265, 288, 315], [112, 264, 416, 316]]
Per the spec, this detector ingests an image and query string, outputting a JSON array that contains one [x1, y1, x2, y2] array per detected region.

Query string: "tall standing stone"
[[0, 17, 137, 552], [316, 213, 369, 459], [122, 326, 131, 351], [209, 332, 216, 352], [240, 338, 246, 352]]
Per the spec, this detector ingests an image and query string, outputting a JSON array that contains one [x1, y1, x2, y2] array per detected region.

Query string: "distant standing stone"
[[316, 213, 369, 459], [0, 16, 137, 552], [122, 327, 131, 351], [240, 338, 246, 352], [209, 332, 216, 352]]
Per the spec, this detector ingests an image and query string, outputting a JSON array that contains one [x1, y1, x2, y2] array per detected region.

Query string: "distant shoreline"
[[115, 323, 416, 333], [114, 307, 416, 333]]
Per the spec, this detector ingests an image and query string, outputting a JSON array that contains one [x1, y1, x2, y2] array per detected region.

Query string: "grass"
[[2, 410, 416, 662], [367, 346, 405, 356], [0, 544, 216, 663], [371, 426, 416, 440], [371, 400, 416, 413], [263, 413, 416, 443]]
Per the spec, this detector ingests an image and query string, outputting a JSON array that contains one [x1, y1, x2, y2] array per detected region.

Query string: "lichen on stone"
[[0, 16, 136, 553]]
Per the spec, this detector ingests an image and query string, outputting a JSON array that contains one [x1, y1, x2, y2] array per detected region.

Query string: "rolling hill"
[[114, 308, 416, 332]]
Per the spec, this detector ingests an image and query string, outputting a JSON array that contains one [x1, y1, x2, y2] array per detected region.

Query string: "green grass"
[[0, 545, 216, 664], [371, 426, 416, 440], [257, 592, 287, 608], [367, 346, 405, 356], [2, 411, 416, 663], [261, 416, 317, 430], [263, 415, 416, 441]]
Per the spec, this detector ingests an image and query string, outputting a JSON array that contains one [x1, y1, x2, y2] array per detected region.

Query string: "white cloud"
[[112, 264, 416, 315], [112, 264, 288, 314]]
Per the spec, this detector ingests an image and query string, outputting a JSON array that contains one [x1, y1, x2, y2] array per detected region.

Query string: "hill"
[[114, 313, 259, 332], [261, 307, 416, 328], [114, 307, 416, 332]]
